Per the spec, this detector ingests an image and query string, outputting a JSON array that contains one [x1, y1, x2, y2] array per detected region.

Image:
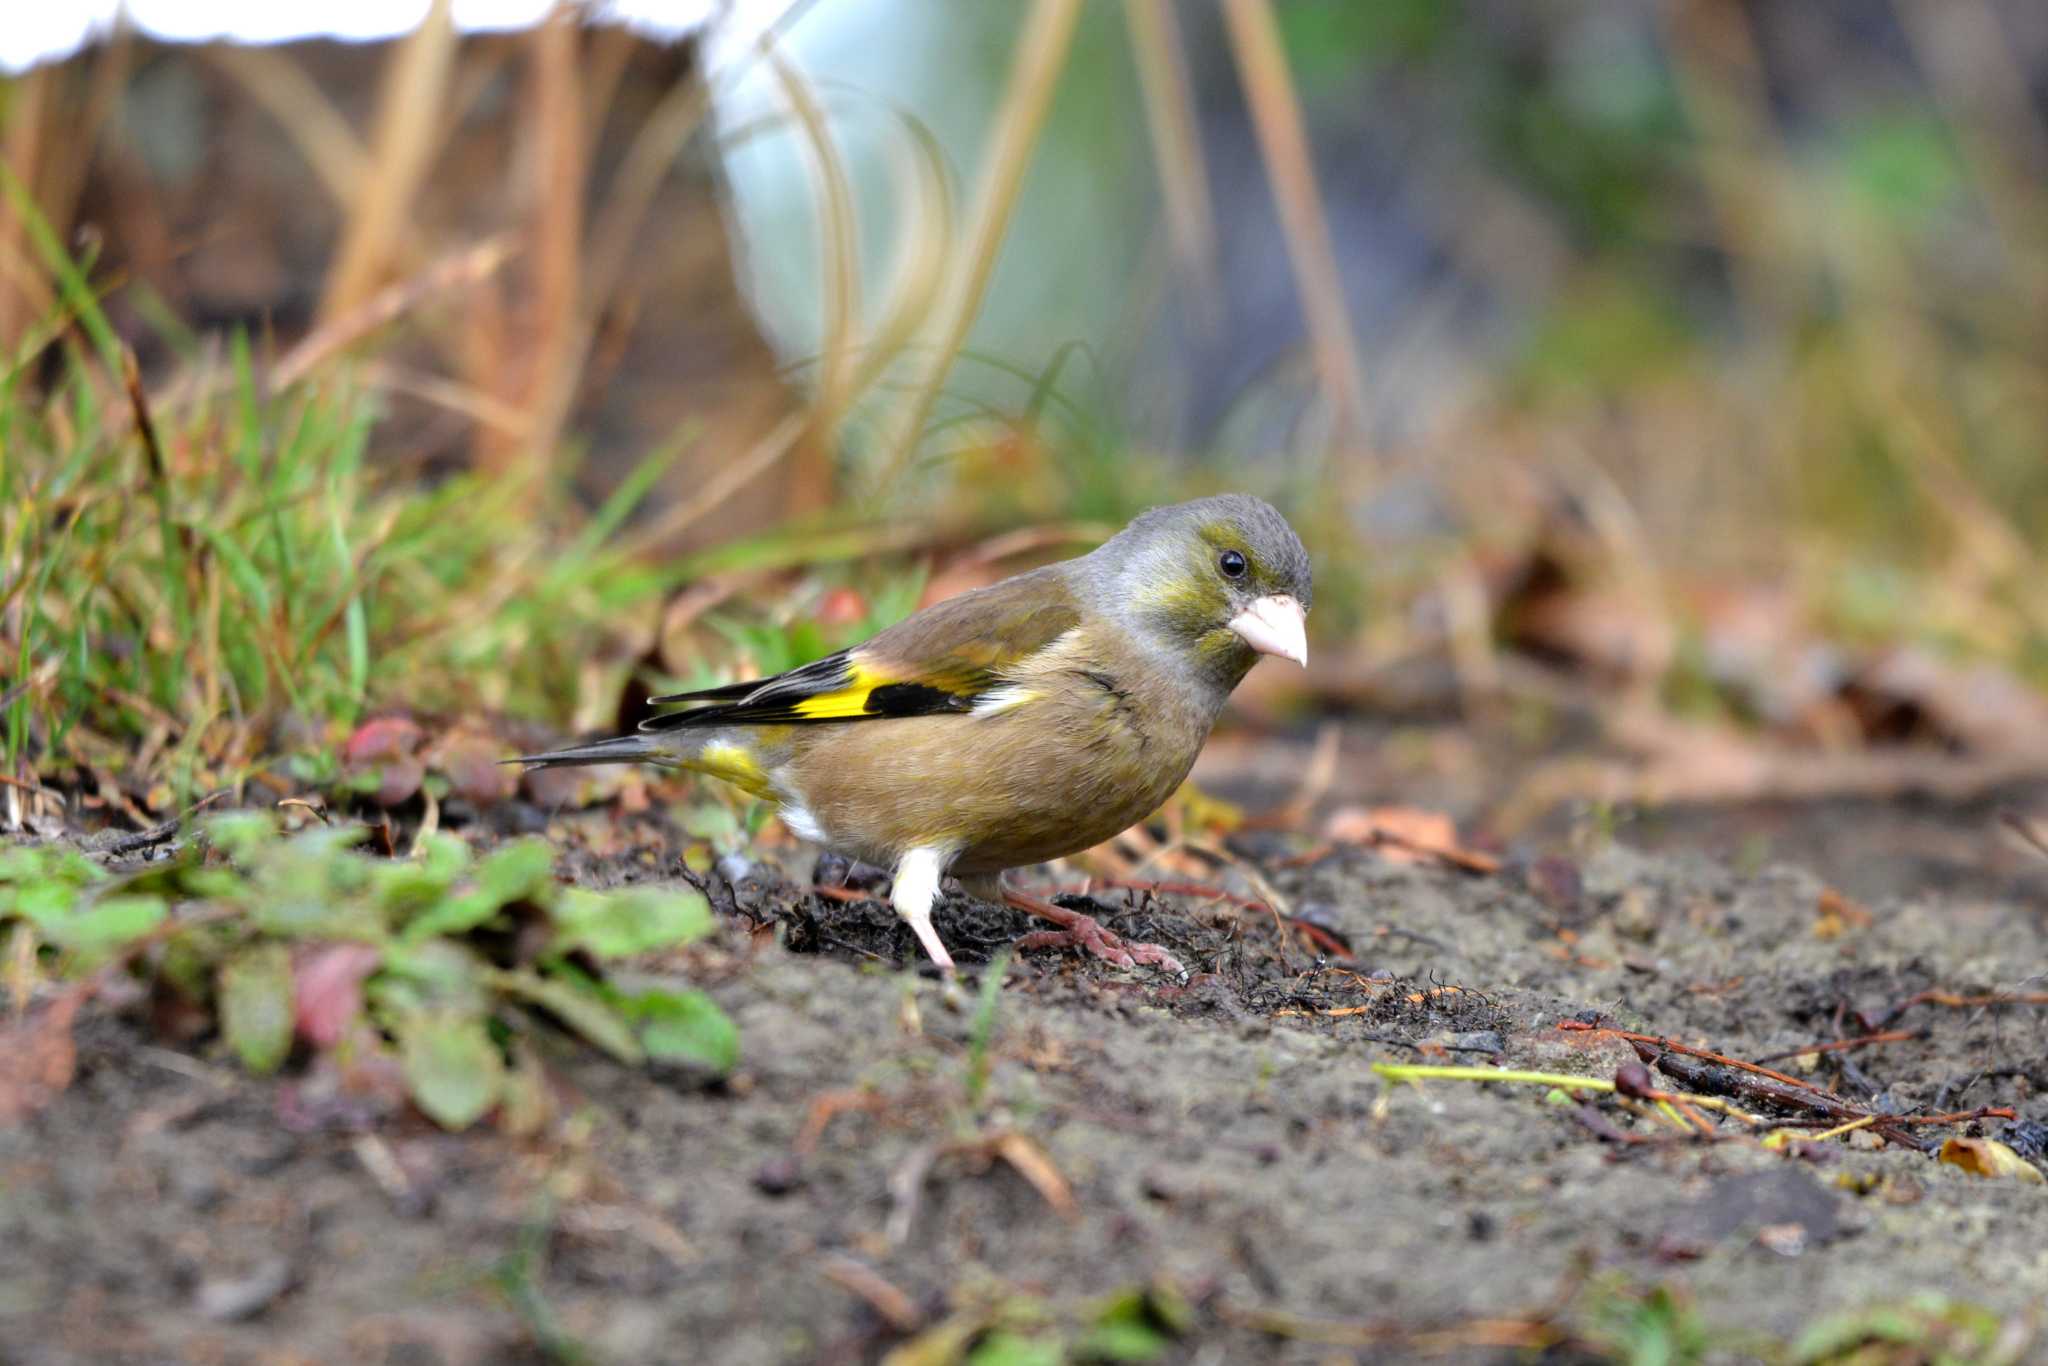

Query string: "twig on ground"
[[885, 1141, 941, 1247], [1560, 1021, 1827, 1093], [1860, 987, 2048, 1031], [1750, 1029, 1921, 1066], [106, 789, 228, 856], [818, 1254, 924, 1333], [1631, 1045, 1926, 1149]]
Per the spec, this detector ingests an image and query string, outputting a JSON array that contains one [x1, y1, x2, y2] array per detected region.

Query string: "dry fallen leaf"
[[992, 1131, 1078, 1222], [427, 728, 519, 807], [0, 986, 87, 1126], [521, 761, 628, 810], [1324, 805, 1501, 874], [1939, 1137, 2044, 1183], [1813, 887, 1874, 941]]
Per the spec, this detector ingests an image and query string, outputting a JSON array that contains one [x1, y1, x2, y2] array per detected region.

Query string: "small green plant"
[[963, 946, 1012, 1110], [0, 812, 737, 1129], [1791, 1294, 2034, 1366], [1574, 1278, 1711, 1366]]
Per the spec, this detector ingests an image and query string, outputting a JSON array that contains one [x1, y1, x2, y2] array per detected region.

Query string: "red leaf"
[[293, 944, 382, 1048], [373, 757, 426, 807], [345, 716, 423, 765], [430, 730, 518, 806]]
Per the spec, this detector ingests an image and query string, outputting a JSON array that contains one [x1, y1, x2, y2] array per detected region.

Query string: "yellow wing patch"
[[790, 662, 893, 720]]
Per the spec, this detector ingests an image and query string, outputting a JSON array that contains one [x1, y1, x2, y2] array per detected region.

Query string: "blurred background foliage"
[[6, 0, 2048, 813]]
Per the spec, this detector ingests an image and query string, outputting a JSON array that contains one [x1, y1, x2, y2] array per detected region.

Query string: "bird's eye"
[[1218, 549, 1248, 580]]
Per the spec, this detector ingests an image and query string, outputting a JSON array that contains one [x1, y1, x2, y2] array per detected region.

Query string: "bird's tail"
[[508, 734, 666, 769]]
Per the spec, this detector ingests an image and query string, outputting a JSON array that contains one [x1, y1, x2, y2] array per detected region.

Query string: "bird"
[[516, 493, 1311, 978]]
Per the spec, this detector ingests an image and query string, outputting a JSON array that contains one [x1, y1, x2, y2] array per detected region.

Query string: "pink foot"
[[1003, 889, 1187, 978]]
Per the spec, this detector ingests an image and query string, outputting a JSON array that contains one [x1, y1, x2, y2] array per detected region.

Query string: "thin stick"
[[1751, 1029, 1919, 1066], [1560, 1022, 1823, 1094]]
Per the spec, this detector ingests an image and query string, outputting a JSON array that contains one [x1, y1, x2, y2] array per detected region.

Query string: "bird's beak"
[[1228, 594, 1308, 667]]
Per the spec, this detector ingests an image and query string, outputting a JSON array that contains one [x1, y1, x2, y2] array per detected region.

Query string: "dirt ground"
[[4, 765, 2047, 1364]]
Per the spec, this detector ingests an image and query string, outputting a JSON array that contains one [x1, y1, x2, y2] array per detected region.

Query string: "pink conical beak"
[[1227, 594, 1308, 667]]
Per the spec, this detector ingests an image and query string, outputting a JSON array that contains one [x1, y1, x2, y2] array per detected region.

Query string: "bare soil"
[[4, 782, 2046, 1364]]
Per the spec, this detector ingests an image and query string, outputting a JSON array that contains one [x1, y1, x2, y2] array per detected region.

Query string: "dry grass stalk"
[[873, 0, 1086, 492], [766, 45, 860, 513], [1123, 0, 1218, 301], [1894, 0, 2048, 313], [204, 45, 371, 205], [1220, 0, 1368, 447], [619, 411, 809, 556], [843, 109, 954, 403], [1, 43, 128, 350], [502, 5, 588, 476], [271, 235, 516, 392], [319, 0, 457, 324], [0, 67, 56, 346], [1657, 0, 1797, 342]]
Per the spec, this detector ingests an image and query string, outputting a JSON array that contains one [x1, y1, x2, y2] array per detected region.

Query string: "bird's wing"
[[641, 566, 1082, 732]]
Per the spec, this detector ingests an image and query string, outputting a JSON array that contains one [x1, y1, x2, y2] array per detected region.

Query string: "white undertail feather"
[[969, 684, 1039, 717], [778, 797, 827, 845], [891, 846, 955, 973]]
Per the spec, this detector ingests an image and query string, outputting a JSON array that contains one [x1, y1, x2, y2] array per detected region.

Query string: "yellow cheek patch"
[[692, 742, 777, 799], [791, 662, 890, 720]]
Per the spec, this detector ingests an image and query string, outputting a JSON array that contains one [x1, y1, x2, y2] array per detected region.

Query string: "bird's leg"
[[962, 873, 1187, 978], [891, 847, 956, 976]]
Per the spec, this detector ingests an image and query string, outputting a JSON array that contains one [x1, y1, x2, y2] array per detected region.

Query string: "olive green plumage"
[[518, 494, 1313, 974]]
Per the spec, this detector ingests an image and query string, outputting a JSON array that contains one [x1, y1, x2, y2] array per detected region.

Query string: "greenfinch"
[[518, 494, 1311, 976]]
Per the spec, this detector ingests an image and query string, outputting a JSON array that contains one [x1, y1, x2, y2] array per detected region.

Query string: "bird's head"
[[1096, 494, 1313, 689]]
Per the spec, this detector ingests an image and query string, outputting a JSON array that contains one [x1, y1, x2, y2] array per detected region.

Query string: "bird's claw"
[[1014, 914, 1187, 978]]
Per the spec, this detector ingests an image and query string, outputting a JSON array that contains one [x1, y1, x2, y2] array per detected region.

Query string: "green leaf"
[[0, 844, 104, 888], [1077, 1284, 1190, 1363], [219, 942, 295, 1075], [1076, 1318, 1172, 1362], [495, 967, 644, 1063], [54, 894, 165, 961], [624, 988, 739, 1073], [680, 801, 741, 844], [372, 833, 473, 919], [1838, 114, 1961, 220], [6, 879, 80, 933], [203, 810, 278, 861], [415, 831, 472, 881], [281, 822, 371, 864], [175, 867, 247, 901], [400, 838, 553, 942], [399, 1009, 505, 1130], [159, 930, 216, 1002], [965, 1333, 1064, 1366], [371, 938, 493, 1017], [477, 839, 556, 904], [373, 859, 463, 921], [551, 886, 711, 960], [400, 889, 504, 942]]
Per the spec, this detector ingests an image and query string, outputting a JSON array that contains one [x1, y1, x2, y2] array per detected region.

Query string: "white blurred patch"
[[3, 0, 726, 74]]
